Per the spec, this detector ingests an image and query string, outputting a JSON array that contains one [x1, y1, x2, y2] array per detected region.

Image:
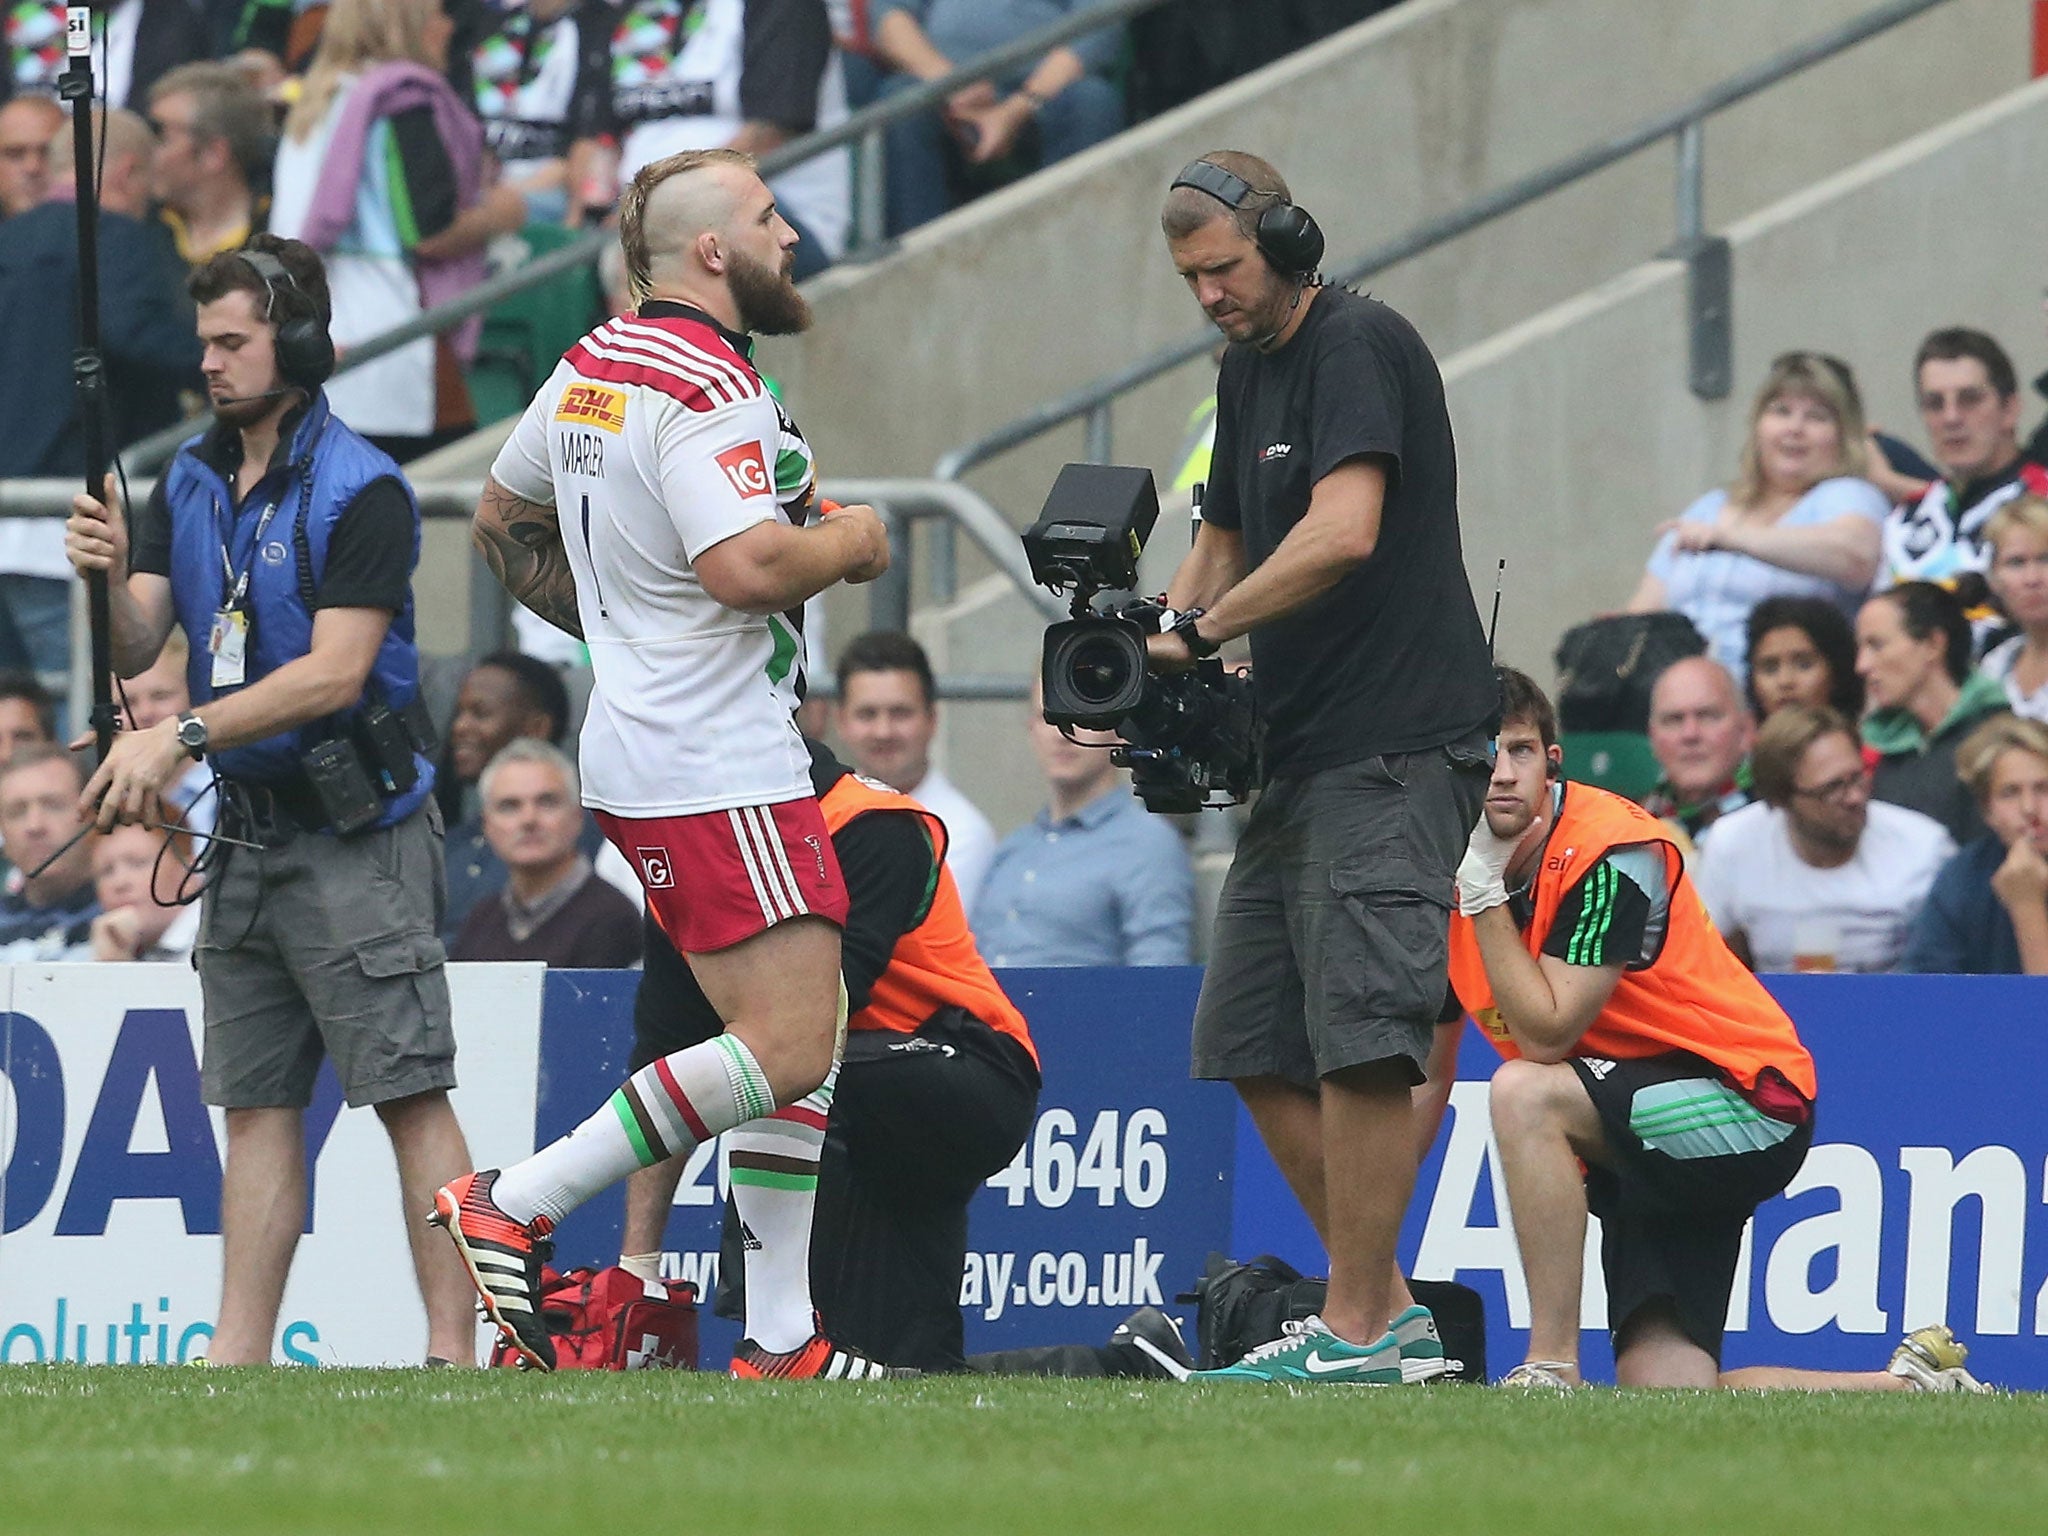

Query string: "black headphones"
[[1170, 158, 1325, 278], [237, 248, 336, 389]]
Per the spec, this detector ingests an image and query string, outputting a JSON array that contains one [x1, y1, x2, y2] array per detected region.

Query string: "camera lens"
[[1068, 633, 1135, 706], [1041, 618, 1148, 727]]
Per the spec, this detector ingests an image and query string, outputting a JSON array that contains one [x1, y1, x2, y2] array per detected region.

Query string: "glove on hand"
[[1456, 821, 1522, 917]]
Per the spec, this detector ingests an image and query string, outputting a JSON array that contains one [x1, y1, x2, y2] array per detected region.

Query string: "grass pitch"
[[2, 1368, 2041, 1536]]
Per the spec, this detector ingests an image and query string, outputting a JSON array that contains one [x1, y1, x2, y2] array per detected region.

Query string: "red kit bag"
[[488, 1264, 699, 1370]]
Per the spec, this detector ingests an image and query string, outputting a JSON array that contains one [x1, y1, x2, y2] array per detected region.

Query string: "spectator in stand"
[[0, 108, 199, 695], [1127, 0, 1392, 118], [0, 671, 56, 757], [450, 741, 642, 965], [206, 0, 317, 70], [1874, 328, 2029, 588], [835, 630, 996, 908], [147, 62, 274, 271], [972, 682, 1192, 966], [0, 94, 62, 219], [1641, 656, 1753, 851], [1980, 489, 2048, 721], [119, 630, 217, 835], [0, 745, 100, 961], [1905, 715, 2048, 975], [0, 672, 55, 878], [1695, 706, 1952, 974], [832, 0, 886, 106], [89, 821, 201, 961], [1857, 582, 2008, 845], [1625, 353, 1885, 680], [1744, 594, 1862, 723], [592, 0, 849, 277], [270, 0, 528, 462], [871, 0, 1124, 237], [462, 0, 611, 226], [439, 649, 575, 941], [1, 0, 208, 111]]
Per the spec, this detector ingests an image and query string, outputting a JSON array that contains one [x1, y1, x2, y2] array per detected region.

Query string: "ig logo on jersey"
[[716, 442, 772, 500], [636, 848, 675, 888]]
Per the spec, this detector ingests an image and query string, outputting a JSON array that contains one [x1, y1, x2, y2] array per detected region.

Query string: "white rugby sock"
[[727, 1064, 835, 1353], [493, 1035, 775, 1226]]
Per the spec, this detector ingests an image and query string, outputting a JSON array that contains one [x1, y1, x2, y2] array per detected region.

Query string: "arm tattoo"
[[473, 480, 584, 640]]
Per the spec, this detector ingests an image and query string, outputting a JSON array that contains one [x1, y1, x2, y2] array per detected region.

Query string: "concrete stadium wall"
[[1450, 73, 2048, 686]]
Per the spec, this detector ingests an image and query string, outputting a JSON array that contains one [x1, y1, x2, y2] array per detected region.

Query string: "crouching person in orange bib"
[[1440, 667, 1989, 1393]]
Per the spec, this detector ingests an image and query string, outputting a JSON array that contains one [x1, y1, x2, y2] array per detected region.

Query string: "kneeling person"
[[1444, 668, 1985, 1391], [623, 739, 1043, 1375]]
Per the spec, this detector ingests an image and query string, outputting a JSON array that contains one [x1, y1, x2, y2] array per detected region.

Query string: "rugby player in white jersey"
[[431, 148, 898, 1377]]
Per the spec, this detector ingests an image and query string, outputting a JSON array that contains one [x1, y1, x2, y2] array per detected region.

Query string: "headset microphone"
[[212, 386, 298, 406]]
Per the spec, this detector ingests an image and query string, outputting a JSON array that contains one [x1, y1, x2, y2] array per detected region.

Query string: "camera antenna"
[[1486, 559, 1505, 658], [61, 4, 120, 764]]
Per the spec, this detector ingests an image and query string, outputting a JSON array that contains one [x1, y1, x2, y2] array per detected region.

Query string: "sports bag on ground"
[[487, 1264, 699, 1370], [1178, 1252, 1485, 1382]]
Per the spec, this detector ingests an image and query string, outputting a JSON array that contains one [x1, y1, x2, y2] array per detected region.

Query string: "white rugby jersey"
[[490, 300, 818, 816]]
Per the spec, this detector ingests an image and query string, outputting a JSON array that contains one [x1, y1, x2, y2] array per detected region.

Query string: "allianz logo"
[[1414, 1082, 2046, 1338]]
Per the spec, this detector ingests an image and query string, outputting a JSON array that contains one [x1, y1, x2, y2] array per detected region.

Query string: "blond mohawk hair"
[[616, 147, 758, 307]]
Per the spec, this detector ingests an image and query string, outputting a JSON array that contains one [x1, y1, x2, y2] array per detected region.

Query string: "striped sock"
[[727, 1064, 835, 1354], [493, 1035, 775, 1227]]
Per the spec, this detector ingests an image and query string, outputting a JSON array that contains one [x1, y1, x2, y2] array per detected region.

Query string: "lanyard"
[[213, 414, 321, 609], [216, 489, 288, 612]]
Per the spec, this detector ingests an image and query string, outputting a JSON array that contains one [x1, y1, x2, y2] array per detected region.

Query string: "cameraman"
[[65, 235, 477, 1367], [1153, 153, 1496, 1384]]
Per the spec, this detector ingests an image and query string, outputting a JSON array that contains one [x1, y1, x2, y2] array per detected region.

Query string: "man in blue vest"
[[63, 234, 480, 1367]]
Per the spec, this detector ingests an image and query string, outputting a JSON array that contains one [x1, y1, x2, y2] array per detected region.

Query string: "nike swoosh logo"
[[1301, 1351, 1386, 1375]]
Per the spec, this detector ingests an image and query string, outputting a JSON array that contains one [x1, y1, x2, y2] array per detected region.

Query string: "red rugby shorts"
[[594, 798, 849, 954]]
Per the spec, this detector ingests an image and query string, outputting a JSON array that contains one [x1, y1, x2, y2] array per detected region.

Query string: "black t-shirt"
[[1204, 286, 1496, 776], [132, 420, 415, 613]]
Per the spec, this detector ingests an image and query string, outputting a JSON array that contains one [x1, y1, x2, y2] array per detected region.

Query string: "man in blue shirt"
[[870, 0, 1125, 234], [972, 684, 1192, 966]]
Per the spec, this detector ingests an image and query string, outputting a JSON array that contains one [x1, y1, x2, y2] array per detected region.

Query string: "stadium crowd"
[[1615, 327, 2048, 978]]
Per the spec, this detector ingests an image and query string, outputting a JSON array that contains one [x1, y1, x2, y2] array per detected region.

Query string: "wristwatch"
[[175, 710, 208, 761], [1170, 606, 1221, 660]]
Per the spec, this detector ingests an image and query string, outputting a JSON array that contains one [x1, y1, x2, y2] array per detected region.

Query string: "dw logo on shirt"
[[716, 442, 772, 499]]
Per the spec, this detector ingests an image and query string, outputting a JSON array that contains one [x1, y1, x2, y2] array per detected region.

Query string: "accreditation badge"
[[209, 607, 249, 688]]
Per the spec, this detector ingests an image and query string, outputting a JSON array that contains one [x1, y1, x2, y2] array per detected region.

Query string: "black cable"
[[151, 773, 232, 909], [20, 805, 261, 885]]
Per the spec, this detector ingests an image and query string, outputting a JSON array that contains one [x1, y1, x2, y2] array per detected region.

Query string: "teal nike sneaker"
[[1390, 1304, 1450, 1383], [1192, 1316, 1402, 1385]]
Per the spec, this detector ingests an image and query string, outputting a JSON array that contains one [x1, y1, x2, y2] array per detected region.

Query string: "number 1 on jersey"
[[576, 492, 608, 619]]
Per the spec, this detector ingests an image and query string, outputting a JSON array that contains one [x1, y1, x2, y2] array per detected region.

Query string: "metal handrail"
[[933, 0, 1956, 486], [115, 0, 1178, 475], [0, 475, 1062, 704]]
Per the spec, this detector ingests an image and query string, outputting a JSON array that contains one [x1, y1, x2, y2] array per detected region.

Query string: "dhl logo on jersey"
[[555, 384, 627, 432], [1473, 1005, 1509, 1042]]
